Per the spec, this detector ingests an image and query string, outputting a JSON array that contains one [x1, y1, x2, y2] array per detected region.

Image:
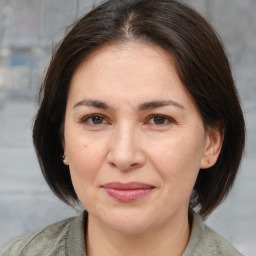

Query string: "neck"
[[86, 211, 191, 256]]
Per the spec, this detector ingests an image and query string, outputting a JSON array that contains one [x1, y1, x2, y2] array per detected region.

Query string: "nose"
[[107, 126, 146, 171]]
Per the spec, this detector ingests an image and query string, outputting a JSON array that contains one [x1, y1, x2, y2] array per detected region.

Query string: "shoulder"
[[203, 224, 243, 256], [184, 212, 243, 256], [0, 215, 79, 256]]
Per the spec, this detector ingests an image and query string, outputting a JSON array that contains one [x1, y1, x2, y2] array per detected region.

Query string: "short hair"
[[33, 0, 245, 219]]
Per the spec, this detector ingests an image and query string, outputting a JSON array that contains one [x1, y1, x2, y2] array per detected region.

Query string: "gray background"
[[0, 0, 255, 255]]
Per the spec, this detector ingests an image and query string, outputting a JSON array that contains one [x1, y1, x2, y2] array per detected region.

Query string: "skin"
[[63, 42, 223, 256]]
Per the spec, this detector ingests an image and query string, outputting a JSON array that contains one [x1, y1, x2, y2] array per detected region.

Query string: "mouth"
[[101, 182, 155, 202]]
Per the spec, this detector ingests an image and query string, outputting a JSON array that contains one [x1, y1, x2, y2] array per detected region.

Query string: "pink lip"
[[101, 182, 155, 202]]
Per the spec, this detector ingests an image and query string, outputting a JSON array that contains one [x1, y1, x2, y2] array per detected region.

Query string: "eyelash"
[[80, 114, 175, 126], [147, 114, 174, 126], [81, 114, 109, 125]]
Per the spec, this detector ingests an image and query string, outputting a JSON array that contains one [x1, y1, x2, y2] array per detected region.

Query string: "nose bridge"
[[107, 122, 145, 170]]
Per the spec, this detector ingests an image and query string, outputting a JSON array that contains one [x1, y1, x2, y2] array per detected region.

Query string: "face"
[[63, 42, 220, 235]]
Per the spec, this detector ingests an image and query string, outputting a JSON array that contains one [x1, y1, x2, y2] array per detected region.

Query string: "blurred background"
[[0, 0, 255, 255]]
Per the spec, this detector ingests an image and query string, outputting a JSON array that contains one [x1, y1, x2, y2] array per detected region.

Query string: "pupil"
[[154, 116, 165, 124], [92, 116, 103, 124]]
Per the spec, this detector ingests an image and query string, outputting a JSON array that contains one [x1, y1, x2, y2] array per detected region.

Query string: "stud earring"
[[63, 155, 68, 163]]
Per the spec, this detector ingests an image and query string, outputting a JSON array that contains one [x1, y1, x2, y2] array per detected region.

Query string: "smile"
[[101, 182, 155, 202]]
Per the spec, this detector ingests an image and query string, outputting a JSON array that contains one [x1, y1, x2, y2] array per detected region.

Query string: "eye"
[[82, 114, 108, 125], [147, 115, 173, 125]]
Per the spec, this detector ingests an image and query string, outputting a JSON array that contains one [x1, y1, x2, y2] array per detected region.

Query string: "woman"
[[0, 0, 245, 255]]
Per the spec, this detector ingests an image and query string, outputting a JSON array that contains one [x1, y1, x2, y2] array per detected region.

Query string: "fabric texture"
[[0, 211, 243, 256]]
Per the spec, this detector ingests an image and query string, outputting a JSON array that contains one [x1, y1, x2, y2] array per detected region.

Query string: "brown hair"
[[33, 0, 245, 219]]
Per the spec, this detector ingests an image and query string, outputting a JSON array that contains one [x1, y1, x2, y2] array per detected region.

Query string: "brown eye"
[[153, 116, 167, 124], [148, 115, 171, 125], [83, 115, 107, 125], [91, 116, 104, 124]]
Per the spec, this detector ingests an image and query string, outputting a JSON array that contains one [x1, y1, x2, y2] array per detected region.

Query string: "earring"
[[208, 159, 211, 165], [63, 155, 68, 163]]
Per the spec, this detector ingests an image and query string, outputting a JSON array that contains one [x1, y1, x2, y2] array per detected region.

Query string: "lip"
[[101, 182, 155, 202]]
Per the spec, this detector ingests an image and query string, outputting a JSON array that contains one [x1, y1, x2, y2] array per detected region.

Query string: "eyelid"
[[81, 113, 110, 124], [146, 114, 175, 125], [78, 113, 175, 126]]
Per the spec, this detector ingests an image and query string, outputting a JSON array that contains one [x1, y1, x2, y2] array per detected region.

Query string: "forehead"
[[68, 42, 195, 110], [73, 41, 174, 78]]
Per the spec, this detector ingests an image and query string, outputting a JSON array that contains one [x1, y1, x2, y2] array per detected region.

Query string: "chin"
[[94, 207, 156, 235], [106, 218, 152, 235]]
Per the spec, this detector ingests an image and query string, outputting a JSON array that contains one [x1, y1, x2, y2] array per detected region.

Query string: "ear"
[[200, 123, 224, 169]]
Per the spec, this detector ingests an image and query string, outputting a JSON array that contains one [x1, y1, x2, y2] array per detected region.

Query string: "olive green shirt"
[[0, 211, 243, 256]]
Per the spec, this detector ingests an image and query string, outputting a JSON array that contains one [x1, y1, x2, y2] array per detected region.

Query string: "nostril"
[[109, 162, 116, 168], [108, 160, 144, 171], [106, 142, 146, 171]]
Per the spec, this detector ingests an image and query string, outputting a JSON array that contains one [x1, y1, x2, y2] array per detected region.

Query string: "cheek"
[[66, 129, 105, 166], [65, 136, 107, 189], [149, 134, 205, 189], [67, 141, 107, 207], [69, 143, 102, 172]]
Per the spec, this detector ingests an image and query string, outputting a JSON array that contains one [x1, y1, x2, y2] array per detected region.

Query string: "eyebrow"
[[73, 99, 112, 110], [73, 99, 185, 111], [138, 100, 185, 111]]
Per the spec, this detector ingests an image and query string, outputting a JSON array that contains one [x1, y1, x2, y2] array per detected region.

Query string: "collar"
[[66, 211, 87, 256]]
